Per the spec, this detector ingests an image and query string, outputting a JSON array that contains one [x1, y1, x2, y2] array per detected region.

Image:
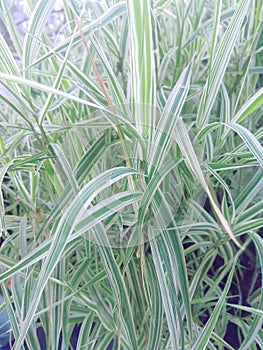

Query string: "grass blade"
[[196, 0, 250, 127], [192, 258, 237, 349]]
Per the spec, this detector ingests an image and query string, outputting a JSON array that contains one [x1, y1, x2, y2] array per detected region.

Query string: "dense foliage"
[[0, 0, 262, 349]]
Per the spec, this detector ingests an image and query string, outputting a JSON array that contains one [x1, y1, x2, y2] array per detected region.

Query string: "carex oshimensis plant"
[[0, 0, 262, 349]]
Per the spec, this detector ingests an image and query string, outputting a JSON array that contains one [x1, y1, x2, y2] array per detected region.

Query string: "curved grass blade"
[[0, 162, 14, 234], [0, 72, 102, 109], [239, 232, 263, 350], [150, 189, 192, 350], [23, 0, 55, 77], [149, 65, 191, 177], [225, 123, 263, 167], [192, 258, 237, 349], [145, 256, 163, 350], [12, 167, 139, 349], [232, 87, 263, 124], [91, 223, 138, 349], [0, 0, 23, 56], [196, 0, 250, 128], [175, 117, 242, 248], [28, 2, 127, 69]]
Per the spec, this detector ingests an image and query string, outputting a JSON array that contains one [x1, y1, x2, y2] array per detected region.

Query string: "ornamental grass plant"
[[0, 0, 262, 349]]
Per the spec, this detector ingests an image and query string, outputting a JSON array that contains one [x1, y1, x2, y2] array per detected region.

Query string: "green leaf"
[[192, 258, 237, 349], [232, 87, 263, 124], [127, 0, 156, 138], [12, 167, 139, 349], [196, 0, 250, 127], [149, 65, 191, 177], [226, 123, 263, 167], [23, 0, 55, 77]]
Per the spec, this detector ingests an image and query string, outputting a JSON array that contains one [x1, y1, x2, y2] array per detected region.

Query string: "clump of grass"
[[0, 1, 262, 349]]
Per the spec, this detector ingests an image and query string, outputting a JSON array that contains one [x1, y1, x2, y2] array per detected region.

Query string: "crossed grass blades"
[[0, 0, 263, 349]]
